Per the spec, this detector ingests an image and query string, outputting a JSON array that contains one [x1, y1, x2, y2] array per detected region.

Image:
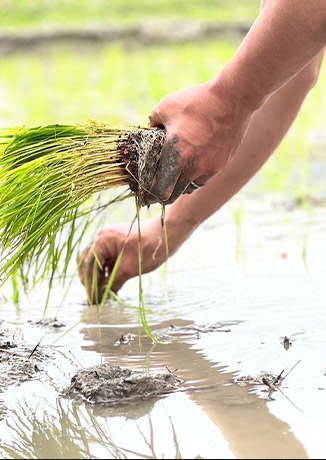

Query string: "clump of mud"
[[63, 364, 182, 404], [0, 327, 53, 421], [114, 332, 136, 346], [0, 340, 17, 350], [235, 372, 279, 387], [0, 345, 49, 388], [121, 128, 166, 205], [234, 371, 287, 401], [0, 329, 51, 390], [28, 317, 66, 330]]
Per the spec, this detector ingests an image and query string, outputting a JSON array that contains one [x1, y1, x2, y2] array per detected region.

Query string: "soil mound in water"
[[63, 364, 182, 404]]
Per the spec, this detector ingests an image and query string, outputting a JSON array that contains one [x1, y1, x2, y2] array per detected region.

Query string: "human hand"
[[147, 80, 253, 204], [78, 218, 173, 302]]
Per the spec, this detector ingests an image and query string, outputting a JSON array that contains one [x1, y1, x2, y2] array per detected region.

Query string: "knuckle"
[[93, 234, 108, 251], [152, 183, 173, 202], [95, 228, 107, 240], [149, 108, 158, 119]]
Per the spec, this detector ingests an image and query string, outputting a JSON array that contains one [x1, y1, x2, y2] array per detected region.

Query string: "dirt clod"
[[28, 318, 66, 329], [63, 364, 182, 404], [0, 340, 17, 350], [114, 332, 136, 346], [0, 326, 51, 394], [235, 372, 279, 387], [282, 336, 292, 350]]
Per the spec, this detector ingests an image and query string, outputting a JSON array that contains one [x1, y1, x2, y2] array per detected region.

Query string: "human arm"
[[165, 51, 324, 230], [148, 0, 326, 203], [79, 50, 323, 296]]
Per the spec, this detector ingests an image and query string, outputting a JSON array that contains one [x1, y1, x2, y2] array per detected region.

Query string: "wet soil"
[[114, 332, 136, 346], [27, 317, 66, 329], [63, 364, 182, 405], [235, 372, 278, 386], [0, 328, 51, 389], [0, 327, 53, 422], [0, 194, 326, 459]]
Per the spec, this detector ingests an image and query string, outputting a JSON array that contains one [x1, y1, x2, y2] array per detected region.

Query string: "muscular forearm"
[[215, 0, 326, 112], [165, 52, 323, 246], [81, 3, 326, 294]]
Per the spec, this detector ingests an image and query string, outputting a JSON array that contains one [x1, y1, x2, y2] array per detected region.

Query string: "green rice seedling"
[[11, 272, 19, 304], [0, 122, 165, 327], [294, 188, 313, 273], [231, 198, 245, 264]]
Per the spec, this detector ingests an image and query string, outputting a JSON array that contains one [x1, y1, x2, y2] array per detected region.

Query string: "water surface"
[[0, 194, 326, 459]]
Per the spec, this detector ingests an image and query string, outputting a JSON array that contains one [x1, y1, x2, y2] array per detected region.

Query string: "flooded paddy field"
[[0, 192, 326, 459], [1, 15, 326, 457]]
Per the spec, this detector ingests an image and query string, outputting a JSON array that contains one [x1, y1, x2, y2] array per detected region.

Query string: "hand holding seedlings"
[[80, 50, 323, 297], [0, 123, 165, 291], [2, 1, 326, 330], [147, 82, 252, 205], [146, 1, 326, 204]]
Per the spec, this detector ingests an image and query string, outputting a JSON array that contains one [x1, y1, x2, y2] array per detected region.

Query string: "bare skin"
[[79, 50, 324, 297], [147, 83, 251, 204], [148, 0, 326, 204]]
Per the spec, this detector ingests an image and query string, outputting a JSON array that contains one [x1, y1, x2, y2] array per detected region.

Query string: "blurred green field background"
[[0, 0, 258, 28], [0, 0, 325, 198]]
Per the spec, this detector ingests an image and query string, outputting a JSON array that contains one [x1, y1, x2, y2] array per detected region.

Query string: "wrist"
[[165, 202, 198, 250], [208, 63, 265, 116]]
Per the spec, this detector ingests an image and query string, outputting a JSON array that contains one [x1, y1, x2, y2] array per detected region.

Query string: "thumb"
[[148, 109, 165, 128]]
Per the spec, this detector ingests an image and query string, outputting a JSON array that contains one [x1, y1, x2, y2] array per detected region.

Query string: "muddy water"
[[0, 194, 326, 459]]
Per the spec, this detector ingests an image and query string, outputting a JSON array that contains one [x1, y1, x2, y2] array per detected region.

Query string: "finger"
[[79, 247, 113, 296], [183, 184, 197, 195], [78, 246, 100, 303], [183, 177, 208, 195], [162, 154, 199, 204], [148, 110, 165, 128], [165, 173, 209, 204], [97, 257, 119, 297], [195, 174, 210, 185], [84, 244, 106, 304], [78, 246, 90, 286], [164, 177, 190, 204], [99, 270, 124, 296], [145, 133, 182, 203]]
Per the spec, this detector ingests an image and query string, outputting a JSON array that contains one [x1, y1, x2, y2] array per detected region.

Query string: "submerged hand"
[[147, 80, 253, 204]]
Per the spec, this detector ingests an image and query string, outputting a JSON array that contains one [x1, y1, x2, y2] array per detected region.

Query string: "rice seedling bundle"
[[0, 122, 165, 290]]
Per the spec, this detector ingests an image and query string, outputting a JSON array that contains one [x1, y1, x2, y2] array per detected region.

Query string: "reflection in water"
[[1, 400, 123, 459], [80, 309, 308, 460], [0, 398, 189, 460], [1, 196, 326, 458]]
